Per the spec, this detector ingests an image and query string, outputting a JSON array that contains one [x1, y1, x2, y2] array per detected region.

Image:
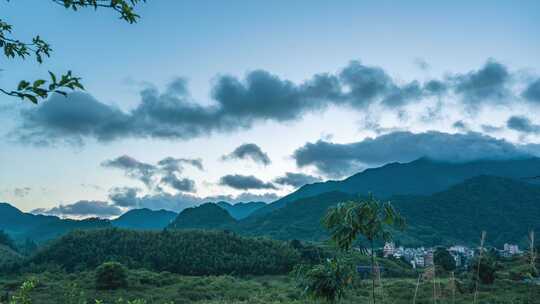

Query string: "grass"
[[0, 267, 538, 304]]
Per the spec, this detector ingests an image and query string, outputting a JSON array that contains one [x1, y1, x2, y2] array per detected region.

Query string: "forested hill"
[[393, 175, 540, 246], [30, 229, 302, 275], [180, 176, 540, 247], [252, 157, 540, 217], [168, 203, 237, 230], [0, 203, 110, 242], [112, 208, 177, 230]]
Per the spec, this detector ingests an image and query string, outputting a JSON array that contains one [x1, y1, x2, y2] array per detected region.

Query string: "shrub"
[[95, 261, 128, 290], [470, 255, 497, 285]]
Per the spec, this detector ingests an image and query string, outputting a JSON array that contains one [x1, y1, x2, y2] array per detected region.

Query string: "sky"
[[1, 0, 540, 217]]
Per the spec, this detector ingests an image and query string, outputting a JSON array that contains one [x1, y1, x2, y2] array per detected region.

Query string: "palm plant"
[[294, 258, 352, 303], [322, 195, 405, 304]]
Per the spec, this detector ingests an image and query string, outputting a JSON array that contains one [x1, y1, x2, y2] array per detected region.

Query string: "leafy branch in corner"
[[1, 0, 145, 103]]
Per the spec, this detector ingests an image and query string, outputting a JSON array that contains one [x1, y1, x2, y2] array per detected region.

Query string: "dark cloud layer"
[[160, 174, 196, 193], [108, 187, 141, 207], [13, 59, 533, 145], [507, 116, 540, 134], [523, 79, 540, 103], [273, 172, 322, 188], [222, 143, 271, 165], [294, 131, 538, 177], [219, 174, 277, 190], [32, 200, 122, 218], [452, 60, 510, 105]]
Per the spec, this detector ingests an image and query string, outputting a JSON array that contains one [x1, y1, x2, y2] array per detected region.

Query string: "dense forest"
[[28, 229, 303, 275]]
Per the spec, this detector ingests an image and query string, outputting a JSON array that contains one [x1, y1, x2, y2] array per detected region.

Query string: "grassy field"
[[1, 268, 538, 304]]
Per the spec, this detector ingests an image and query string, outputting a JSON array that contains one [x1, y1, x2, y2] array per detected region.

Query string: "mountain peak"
[[169, 203, 236, 230]]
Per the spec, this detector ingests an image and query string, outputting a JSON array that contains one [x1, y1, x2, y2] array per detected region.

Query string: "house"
[[383, 242, 395, 257]]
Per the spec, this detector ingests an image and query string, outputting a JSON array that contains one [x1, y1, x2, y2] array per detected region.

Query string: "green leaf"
[[33, 79, 46, 88]]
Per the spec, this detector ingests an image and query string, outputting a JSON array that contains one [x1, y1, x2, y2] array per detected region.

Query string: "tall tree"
[[323, 195, 405, 304], [1, 0, 145, 103]]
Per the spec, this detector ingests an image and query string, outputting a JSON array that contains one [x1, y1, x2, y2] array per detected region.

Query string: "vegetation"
[[1, 0, 145, 103], [213, 176, 540, 247], [434, 247, 456, 272], [470, 254, 498, 285], [322, 196, 405, 304], [293, 258, 352, 303], [29, 229, 302, 275], [168, 203, 237, 230], [1, 267, 538, 304], [0, 232, 16, 252], [95, 262, 129, 290]]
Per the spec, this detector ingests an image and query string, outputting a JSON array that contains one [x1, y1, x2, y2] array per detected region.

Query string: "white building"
[[503, 243, 520, 255], [383, 242, 395, 257]]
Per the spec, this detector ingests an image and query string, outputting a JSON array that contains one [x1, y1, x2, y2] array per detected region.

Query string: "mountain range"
[[2, 157, 540, 246], [251, 157, 540, 217]]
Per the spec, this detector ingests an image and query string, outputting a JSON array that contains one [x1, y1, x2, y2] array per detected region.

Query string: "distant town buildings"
[[383, 242, 395, 257], [499, 243, 522, 258], [373, 242, 523, 270]]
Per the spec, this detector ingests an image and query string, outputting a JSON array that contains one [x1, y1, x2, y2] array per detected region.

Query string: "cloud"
[[507, 116, 540, 134], [452, 59, 510, 105], [222, 143, 271, 165], [157, 157, 204, 172], [273, 172, 322, 188], [102, 155, 157, 187], [523, 78, 540, 103], [101, 155, 201, 193], [413, 58, 430, 71], [15, 92, 131, 146], [32, 200, 122, 218], [108, 187, 141, 207], [160, 174, 196, 193], [219, 174, 277, 190], [107, 189, 276, 212], [293, 131, 538, 177], [12, 59, 536, 146], [452, 120, 468, 131], [13, 187, 31, 198]]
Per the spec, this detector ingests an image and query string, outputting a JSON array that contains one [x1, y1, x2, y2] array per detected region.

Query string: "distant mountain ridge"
[[185, 175, 540, 246], [216, 201, 266, 219], [168, 203, 237, 230], [112, 208, 177, 230], [252, 157, 540, 217], [0, 204, 177, 242]]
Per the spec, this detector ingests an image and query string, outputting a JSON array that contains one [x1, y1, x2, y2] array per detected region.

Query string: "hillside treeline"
[[29, 229, 303, 275]]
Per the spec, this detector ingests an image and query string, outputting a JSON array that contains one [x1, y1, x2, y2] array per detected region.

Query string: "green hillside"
[[0, 245, 22, 271], [30, 229, 301, 275], [393, 175, 540, 246], [252, 157, 540, 216], [169, 203, 237, 230], [175, 176, 540, 247], [112, 208, 177, 230]]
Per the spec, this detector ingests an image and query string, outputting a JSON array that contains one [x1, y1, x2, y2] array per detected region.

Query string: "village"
[[378, 242, 523, 269]]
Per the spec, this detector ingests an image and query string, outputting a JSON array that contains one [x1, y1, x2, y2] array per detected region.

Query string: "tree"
[[294, 258, 352, 303], [322, 195, 405, 304], [470, 255, 497, 285], [0, 230, 16, 252], [434, 247, 456, 272], [95, 261, 128, 290], [1, 0, 145, 103]]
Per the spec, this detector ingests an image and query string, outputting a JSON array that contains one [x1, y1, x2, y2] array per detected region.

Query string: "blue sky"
[[1, 0, 540, 216]]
